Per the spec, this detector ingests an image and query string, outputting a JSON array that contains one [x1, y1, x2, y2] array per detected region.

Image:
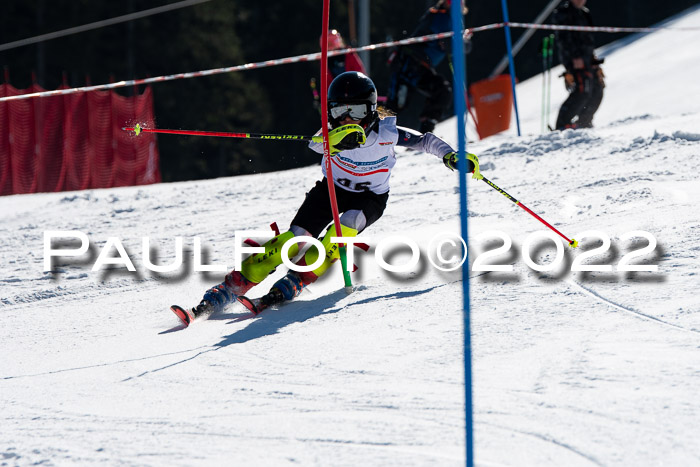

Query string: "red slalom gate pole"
[[465, 92, 482, 140], [320, 0, 353, 292], [481, 175, 579, 248], [122, 123, 321, 142]]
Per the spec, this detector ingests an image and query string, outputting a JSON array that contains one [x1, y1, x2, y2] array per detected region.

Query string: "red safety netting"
[[63, 91, 91, 191], [0, 84, 12, 196], [0, 83, 159, 196]]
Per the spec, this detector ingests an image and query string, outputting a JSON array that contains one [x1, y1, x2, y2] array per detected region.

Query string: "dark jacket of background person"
[[554, 1, 597, 70], [385, 1, 463, 133], [552, 0, 605, 130]]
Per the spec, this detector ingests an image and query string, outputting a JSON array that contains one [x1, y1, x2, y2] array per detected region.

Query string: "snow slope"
[[2, 6, 700, 466]]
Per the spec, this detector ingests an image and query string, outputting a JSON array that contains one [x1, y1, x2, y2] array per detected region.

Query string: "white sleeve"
[[396, 126, 455, 158]]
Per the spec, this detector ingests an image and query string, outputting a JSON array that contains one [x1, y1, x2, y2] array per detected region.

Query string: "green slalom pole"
[[541, 36, 549, 133], [545, 34, 555, 129]]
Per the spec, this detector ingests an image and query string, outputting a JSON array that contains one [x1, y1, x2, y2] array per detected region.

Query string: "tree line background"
[[2, 0, 697, 183]]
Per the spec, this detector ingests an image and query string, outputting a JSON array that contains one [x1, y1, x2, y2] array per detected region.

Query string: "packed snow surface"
[[2, 6, 700, 466]]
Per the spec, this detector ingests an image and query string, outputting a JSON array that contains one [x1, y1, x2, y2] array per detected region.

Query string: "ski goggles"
[[329, 102, 370, 121]]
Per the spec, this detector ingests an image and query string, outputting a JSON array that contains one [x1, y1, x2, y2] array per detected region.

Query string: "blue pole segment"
[[450, 3, 473, 467], [500, 0, 522, 136]]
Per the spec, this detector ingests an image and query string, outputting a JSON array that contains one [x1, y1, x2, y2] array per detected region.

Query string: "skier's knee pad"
[[339, 209, 367, 233], [240, 231, 299, 284], [302, 224, 358, 279]]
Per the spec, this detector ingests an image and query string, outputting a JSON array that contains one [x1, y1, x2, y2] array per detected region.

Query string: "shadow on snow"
[[214, 283, 448, 348]]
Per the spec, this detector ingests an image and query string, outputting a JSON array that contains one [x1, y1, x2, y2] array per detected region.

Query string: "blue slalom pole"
[[450, 3, 473, 466], [500, 0, 522, 136]]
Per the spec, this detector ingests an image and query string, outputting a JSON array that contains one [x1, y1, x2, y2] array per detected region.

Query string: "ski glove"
[[443, 152, 483, 180], [328, 124, 366, 155]]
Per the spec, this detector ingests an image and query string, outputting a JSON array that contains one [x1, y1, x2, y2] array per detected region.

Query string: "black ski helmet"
[[327, 71, 379, 130]]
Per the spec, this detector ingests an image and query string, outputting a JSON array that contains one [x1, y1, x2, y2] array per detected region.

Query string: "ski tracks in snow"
[[567, 279, 700, 335], [481, 421, 604, 467]]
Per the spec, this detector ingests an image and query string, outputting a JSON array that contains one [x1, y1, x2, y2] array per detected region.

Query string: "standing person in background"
[[311, 29, 367, 111], [386, 0, 469, 133], [553, 0, 605, 130]]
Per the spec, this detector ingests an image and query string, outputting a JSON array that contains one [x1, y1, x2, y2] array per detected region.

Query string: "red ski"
[[236, 296, 266, 315], [170, 305, 196, 327]]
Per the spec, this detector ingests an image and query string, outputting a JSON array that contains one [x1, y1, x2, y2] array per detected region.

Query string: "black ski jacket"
[[552, 2, 596, 70]]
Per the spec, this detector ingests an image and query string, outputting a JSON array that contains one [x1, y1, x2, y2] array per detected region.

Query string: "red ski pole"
[[481, 175, 578, 248], [122, 123, 322, 142]]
